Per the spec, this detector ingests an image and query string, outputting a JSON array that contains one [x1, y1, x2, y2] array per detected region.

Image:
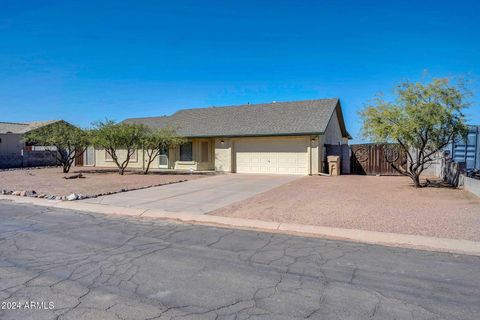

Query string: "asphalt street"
[[0, 201, 479, 320]]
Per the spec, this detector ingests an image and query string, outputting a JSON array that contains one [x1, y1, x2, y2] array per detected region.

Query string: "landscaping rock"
[[63, 173, 84, 180], [55, 196, 62, 201], [19, 190, 27, 197], [66, 193, 78, 201], [25, 190, 37, 197], [12, 191, 21, 196], [1, 189, 12, 195], [37, 194, 46, 198], [1, 167, 203, 201]]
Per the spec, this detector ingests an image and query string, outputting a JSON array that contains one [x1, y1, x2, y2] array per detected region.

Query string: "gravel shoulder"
[[0, 167, 205, 197], [210, 175, 480, 241]]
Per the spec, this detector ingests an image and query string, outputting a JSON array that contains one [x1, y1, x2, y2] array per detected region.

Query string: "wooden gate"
[[74, 149, 84, 166], [350, 144, 406, 175]]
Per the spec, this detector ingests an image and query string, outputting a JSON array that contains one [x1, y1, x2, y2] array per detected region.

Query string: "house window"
[[201, 141, 209, 162], [180, 142, 193, 161]]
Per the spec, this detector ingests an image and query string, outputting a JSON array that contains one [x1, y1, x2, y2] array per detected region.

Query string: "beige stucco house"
[[86, 99, 350, 175]]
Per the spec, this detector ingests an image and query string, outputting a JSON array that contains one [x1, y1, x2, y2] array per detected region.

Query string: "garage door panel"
[[235, 138, 308, 175]]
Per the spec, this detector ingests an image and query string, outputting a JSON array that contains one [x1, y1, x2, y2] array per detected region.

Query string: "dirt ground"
[[0, 167, 205, 197], [210, 175, 480, 241]]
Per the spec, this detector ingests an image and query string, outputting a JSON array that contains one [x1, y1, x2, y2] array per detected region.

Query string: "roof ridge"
[[174, 98, 339, 113], [122, 98, 340, 122], [0, 121, 28, 125], [27, 120, 59, 123]]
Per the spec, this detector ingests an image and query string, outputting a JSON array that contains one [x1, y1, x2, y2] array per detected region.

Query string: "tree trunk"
[[144, 150, 158, 175], [111, 155, 125, 175], [63, 159, 73, 173], [144, 160, 152, 174], [412, 173, 423, 188]]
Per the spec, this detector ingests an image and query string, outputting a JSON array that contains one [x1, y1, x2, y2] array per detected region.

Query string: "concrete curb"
[[2, 194, 480, 256]]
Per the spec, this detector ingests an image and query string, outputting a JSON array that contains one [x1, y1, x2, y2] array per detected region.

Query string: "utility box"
[[327, 155, 341, 176]]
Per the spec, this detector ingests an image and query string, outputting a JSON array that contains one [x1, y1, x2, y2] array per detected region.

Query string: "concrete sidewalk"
[[2, 194, 480, 256]]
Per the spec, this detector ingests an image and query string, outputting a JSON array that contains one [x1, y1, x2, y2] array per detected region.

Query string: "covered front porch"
[[79, 137, 216, 173], [164, 137, 215, 172]]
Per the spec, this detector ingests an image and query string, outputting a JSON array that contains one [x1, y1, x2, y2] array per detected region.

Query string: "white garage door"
[[235, 137, 309, 174]]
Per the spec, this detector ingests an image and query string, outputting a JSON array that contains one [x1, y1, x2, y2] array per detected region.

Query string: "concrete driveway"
[[83, 174, 300, 214]]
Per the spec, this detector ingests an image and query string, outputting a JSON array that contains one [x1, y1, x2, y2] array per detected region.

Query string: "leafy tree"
[[90, 120, 147, 175], [360, 78, 469, 188], [24, 121, 89, 173], [142, 127, 185, 174]]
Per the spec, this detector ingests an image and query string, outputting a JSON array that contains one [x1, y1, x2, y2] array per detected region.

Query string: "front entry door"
[[159, 145, 169, 169], [85, 146, 95, 166]]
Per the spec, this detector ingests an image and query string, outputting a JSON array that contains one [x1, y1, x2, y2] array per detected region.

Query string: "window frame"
[[179, 142, 193, 162]]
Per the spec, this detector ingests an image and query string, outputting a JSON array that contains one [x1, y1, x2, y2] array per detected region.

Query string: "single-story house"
[[86, 98, 351, 175], [0, 120, 61, 168]]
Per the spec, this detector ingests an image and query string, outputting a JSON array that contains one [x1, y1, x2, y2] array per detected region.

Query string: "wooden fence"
[[350, 144, 406, 175]]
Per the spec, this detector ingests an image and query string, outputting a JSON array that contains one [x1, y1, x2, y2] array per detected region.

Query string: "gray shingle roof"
[[0, 120, 60, 134], [124, 98, 351, 138]]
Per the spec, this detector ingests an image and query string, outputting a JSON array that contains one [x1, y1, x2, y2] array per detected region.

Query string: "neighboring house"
[[86, 98, 351, 175], [0, 120, 60, 168]]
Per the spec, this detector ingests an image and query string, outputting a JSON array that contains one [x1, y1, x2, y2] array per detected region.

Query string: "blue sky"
[[1, 0, 479, 142]]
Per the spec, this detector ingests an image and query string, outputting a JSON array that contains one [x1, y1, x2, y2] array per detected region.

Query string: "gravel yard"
[[210, 175, 480, 241], [0, 167, 205, 198]]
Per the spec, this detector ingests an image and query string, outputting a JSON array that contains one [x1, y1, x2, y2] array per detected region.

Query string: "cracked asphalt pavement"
[[0, 202, 479, 320]]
